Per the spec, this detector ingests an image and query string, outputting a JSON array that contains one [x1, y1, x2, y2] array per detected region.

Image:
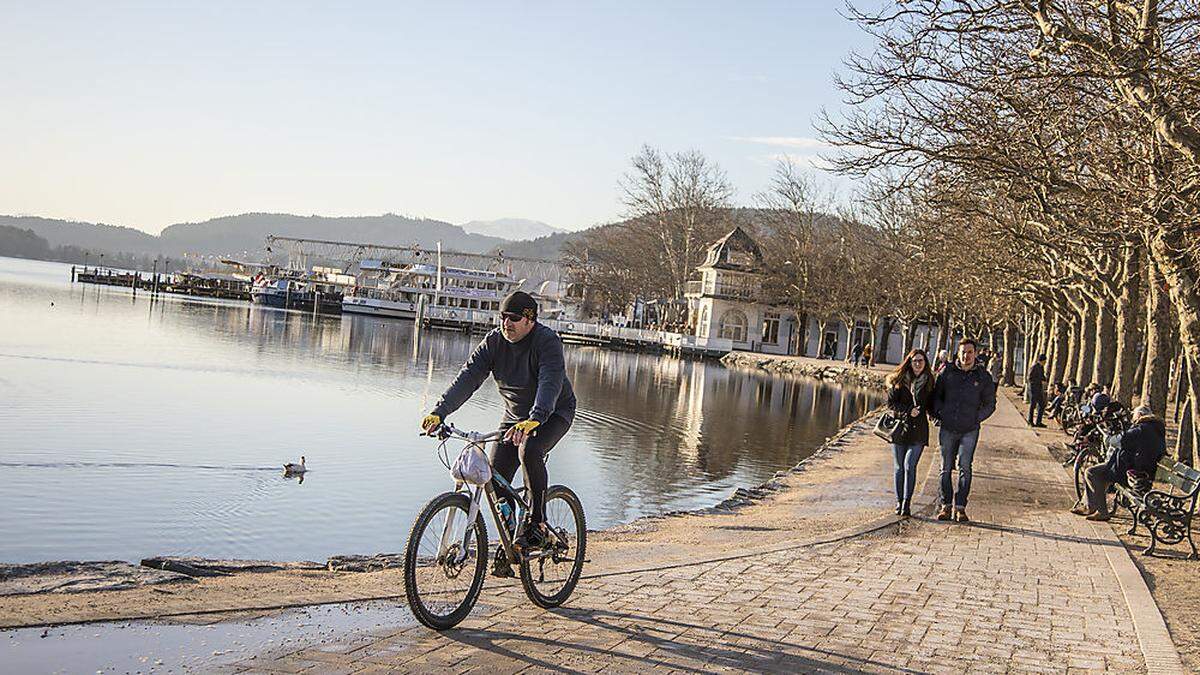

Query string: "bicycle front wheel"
[[519, 485, 586, 608], [404, 491, 487, 630]]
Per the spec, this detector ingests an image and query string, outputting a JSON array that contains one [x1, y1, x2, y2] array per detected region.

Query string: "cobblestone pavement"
[[238, 395, 1150, 673]]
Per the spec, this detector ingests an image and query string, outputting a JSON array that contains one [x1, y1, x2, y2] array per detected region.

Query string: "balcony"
[[685, 279, 758, 301]]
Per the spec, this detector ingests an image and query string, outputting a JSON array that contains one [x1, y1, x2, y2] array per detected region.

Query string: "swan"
[[283, 456, 307, 475]]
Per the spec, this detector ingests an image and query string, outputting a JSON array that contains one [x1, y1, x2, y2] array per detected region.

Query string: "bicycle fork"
[[438, 484, 484, 565]]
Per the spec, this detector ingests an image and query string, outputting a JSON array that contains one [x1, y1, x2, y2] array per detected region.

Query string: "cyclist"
[[420, 290, 577, 575]]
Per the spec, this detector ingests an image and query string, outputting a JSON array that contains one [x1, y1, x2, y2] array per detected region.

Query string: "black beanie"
[[500, 291, 538, 320]]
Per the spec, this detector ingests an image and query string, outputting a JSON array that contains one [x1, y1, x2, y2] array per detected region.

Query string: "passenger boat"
[[342, 259, 516, 321], [250, 267, 351, 314]]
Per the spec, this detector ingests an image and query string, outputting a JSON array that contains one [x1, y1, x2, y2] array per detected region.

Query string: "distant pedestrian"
[[861, 343, 873, 367], [886, 349, 934, 517], [933, 349, 949, 375], [930, 338, 997, 523], [1072, 403, 1165, 521], [850, 342, 863, 366], [988, 350, 1002, 383], [1027, 355, 1048, 427]]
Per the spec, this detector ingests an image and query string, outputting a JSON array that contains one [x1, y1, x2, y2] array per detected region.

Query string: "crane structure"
[[263, 235, 566, 295]]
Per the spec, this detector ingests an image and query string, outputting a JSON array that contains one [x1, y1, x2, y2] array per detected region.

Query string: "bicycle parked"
[[403, 422, 587, 630]]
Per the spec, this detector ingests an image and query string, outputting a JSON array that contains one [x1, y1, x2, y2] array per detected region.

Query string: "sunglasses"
[[500, 312, 525, 323]]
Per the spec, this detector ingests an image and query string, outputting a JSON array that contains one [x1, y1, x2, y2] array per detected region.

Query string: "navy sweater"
[[433, 323, 577, 425]]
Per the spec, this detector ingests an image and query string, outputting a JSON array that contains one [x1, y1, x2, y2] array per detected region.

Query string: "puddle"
[[1, 600, 417, 673]]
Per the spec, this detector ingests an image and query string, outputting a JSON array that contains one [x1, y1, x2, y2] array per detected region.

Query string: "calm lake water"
[[0, 257, 881, 564]]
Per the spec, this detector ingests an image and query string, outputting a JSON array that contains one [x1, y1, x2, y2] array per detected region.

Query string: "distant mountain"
[[0, 213, 513, 259], [0, 216, 163, 255], [158, 213, 509, 256], [460, 218, 564, 241]]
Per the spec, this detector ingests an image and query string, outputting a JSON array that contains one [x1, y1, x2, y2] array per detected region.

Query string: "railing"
[[684, 279, 757, 300], [418, 309, 734, 355]]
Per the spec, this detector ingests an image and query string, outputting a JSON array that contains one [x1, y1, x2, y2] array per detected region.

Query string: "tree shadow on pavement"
[[438, 605, 923, 674], [966, 520, 1123, 547]]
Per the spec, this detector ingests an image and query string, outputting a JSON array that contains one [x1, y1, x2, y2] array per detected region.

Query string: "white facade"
[[686, 228, 799, 356]]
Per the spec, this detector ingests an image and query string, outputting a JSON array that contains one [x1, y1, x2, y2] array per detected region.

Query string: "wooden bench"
[[1114, 461, 1200, 559]]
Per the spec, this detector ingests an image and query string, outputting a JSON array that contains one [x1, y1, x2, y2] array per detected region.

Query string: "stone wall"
[[721, 352, 887, 390]]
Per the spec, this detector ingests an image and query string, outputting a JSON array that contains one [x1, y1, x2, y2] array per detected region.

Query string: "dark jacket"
[[1105, 418, 1167, 484], [886, 379, 932, 446], [931, 363, 997, 434], [433, 323, 577, 425], [1027, 362, 1046, 393]]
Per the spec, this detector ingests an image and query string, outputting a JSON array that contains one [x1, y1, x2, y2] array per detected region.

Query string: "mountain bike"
[[403, 422, 587, 630]]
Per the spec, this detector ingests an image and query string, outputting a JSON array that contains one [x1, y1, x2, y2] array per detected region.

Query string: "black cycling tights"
[[491, 414, 571, 524]]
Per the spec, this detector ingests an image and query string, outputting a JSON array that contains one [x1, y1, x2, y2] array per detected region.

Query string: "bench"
[[1114, 461, 1200, 559]]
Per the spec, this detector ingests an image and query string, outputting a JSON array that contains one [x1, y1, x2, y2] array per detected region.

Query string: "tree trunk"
[[1142, 258, 1173, 417], [1050, 312, 1069, 385], [1147, 227, 1200, 455], [1112, 250, 1143, 406], [1064, 313, 1081, 386], [1092, 295, 1118, 388], [1002, 320, 1017, 386], [1075, 297, 1096, 386], [902, 319, 918, 357]]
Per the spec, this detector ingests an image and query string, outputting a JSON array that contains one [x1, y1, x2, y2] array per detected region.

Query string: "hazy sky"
[[2, 2, 870, 234]]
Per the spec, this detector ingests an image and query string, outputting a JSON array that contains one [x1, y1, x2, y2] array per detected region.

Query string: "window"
[[762, 313, 780, 344], [698, 306, 710, 338], [719, 310, 748, 342]]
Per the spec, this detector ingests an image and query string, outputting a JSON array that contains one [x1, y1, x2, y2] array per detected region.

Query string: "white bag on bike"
[[451, 444, 493, 485]]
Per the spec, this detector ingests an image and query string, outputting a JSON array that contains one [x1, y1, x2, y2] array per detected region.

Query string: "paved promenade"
[[236, 394, 1179, 673]]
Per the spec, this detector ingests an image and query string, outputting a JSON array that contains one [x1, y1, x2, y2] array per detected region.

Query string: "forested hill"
[[158, 213, 509, 255], [0, 213, 512, 258]]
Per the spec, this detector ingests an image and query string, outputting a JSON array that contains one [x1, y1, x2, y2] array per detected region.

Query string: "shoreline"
[[0, 404, 894, 629], [721, 351, 889, 389]]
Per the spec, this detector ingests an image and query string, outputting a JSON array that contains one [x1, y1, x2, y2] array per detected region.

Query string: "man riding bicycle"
[[420, 291, 576, 576]]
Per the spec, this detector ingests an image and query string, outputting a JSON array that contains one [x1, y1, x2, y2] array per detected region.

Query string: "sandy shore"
[[0, 409, 901, 630]]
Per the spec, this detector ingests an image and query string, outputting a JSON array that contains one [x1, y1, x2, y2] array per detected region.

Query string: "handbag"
[[873, 411, 908, 443]]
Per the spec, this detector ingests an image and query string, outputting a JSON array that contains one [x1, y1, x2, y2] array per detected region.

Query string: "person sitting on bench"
[[1072, 403, 1166, 521]]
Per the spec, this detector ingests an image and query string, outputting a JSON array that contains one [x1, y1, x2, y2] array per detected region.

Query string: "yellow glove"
[[421, 413, 442, 433], [505, 419, 540, 444]]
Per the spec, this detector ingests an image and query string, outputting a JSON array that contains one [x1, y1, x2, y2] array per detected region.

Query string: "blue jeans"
[[939, 427, 980, 508], [891, 443, 924, 503]]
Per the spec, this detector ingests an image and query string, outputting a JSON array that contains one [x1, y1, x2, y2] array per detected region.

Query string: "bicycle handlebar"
[[423, 422, 504, 444]]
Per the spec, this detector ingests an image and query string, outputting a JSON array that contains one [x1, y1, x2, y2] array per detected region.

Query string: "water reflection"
[[0, 257, 881, 563]]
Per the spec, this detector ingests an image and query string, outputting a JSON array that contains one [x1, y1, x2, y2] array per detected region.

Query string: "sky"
[[1, 1, 873, 234]]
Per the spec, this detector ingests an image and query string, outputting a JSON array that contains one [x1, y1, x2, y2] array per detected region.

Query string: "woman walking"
[[886, 349, 934, 516]]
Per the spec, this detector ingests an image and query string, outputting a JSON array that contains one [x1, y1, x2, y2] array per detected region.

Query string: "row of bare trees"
[[817, 0, 1200, 461]]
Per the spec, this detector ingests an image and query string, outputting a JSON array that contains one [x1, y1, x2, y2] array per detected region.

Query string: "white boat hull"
[[342, 296, 417, 319]]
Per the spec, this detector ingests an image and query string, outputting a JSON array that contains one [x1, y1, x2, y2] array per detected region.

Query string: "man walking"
[[931, 338, 997, 522], [1027, 354, 1047, 427]]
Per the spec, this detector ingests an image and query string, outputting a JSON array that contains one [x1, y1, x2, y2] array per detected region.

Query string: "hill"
[[0, 216, 162, 255], [460, 218, 564, 241], [159, 213, 508, 255]]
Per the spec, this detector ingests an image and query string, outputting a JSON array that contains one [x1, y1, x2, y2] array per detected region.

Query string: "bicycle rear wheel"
[[404, 491, 487, 630], [519, 485, 586, 608]]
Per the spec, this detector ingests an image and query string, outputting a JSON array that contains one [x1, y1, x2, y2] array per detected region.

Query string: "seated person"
[[1090, 384, 1113, 414], [1047, 383, 1068, 419], [1072, 404, 1166, 520]]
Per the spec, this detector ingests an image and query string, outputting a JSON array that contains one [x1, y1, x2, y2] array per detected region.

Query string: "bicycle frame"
[[431, 424, 562, 568]]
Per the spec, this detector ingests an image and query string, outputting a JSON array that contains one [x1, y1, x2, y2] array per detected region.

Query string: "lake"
[[0, 257, 881, 564]]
